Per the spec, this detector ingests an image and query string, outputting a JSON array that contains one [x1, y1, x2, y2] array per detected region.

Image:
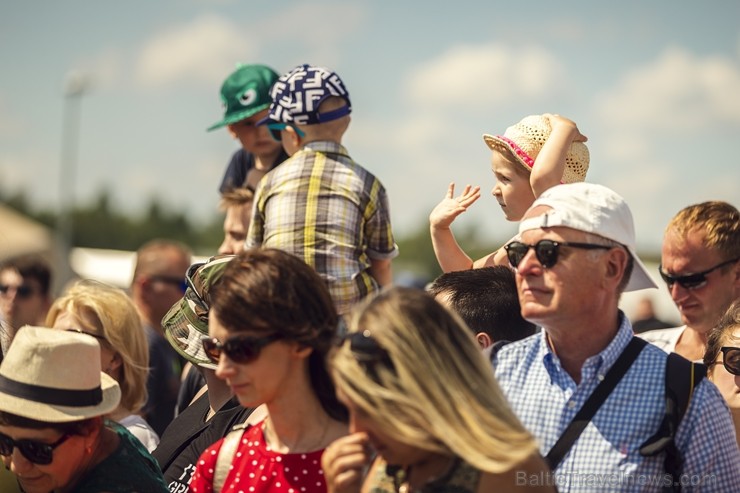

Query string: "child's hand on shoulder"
[[429, 182, 481, 230], [543, 114, 588, 144]]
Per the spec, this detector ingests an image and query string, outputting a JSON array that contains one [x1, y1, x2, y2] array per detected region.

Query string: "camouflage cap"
[[207, 64, 279, 131], [162, 254, 235, 369]]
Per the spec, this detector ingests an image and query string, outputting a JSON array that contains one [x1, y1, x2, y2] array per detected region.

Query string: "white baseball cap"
[[518, 182, 657, 292]]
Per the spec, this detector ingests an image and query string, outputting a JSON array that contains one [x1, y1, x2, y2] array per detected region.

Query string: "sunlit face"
[[0, 269, 48, 330], [0, 425, 86, 493], [218, 201, 252, 255], [490, 150, 535, 221], [209, 308, 302, 409], [708, 329, 740, 410], [227, 109, 282, 158], [335, 388, 430, 467], [514, 210, 608, 329], [661, 228, 740, 334]]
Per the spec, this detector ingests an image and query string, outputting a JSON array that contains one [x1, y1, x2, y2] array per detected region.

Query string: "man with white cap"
[[493, 183, 740, 492]]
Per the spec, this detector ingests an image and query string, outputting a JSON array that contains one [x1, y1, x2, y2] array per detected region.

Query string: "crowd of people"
[[0, 60, 738, 493]]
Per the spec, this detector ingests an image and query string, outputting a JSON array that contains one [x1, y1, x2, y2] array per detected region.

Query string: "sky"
[[2, 0, 739, 261]]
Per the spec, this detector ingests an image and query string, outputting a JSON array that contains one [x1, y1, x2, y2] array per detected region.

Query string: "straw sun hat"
[[483, 114, 589, 184], [0, 326, 120, 422]]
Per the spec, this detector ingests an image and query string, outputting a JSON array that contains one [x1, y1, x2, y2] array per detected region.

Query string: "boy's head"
[[258, 64, 352, 152], [207, 64, 279, 131], [483, 114, 589, 184]]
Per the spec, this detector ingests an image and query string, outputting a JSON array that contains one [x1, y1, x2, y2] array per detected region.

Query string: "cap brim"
[[624, 250, 659, 292], [206, 104, 271, 132], [0, 373, 121, 423], [162, 297, 217, 370], [482, 134, 532, 173]]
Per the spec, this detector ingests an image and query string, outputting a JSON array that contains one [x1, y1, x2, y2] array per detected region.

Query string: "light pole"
[[56, 71, 89, 291]]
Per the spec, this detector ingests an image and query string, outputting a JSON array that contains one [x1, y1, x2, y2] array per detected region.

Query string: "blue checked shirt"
[[493, 314, 740, 492], [246, 141, 398, 316]]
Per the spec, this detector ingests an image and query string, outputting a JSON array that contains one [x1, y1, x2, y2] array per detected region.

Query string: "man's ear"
[[226, 124, 238, 139], [476, 332, 493, 349], [286, 125, 303, 147], [604, 247, 629, 287]]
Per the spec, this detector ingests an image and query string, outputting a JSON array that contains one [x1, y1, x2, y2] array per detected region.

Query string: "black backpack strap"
[[546, 337, 647, 470], [640, 353, 706, 492]]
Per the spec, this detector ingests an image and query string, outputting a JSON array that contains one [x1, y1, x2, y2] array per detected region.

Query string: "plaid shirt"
[[493, 315, 740, 492], [246, 141, 397, 316]]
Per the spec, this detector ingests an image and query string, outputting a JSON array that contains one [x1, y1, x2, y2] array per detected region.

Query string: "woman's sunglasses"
[[0, 284, 36, 299], [504, 239, 612, 269], [658, 257, 740, 290], [201, 333, 283, 364], [338, 330, 395, 375], [0, 432, 70, 465], [266, 123, 305, 142], [717, 346, 740, 376]]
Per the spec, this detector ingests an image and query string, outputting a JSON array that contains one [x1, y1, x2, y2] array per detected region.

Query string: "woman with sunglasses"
[[703, 301, 740, 447], [189, 248, 348, 493], [323, 286, 555, 493], [0, 326, 168, 493], [45, 280, 159, 452]]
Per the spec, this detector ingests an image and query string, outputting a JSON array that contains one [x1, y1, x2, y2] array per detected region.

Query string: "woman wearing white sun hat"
[[0, 326, 168, 493]]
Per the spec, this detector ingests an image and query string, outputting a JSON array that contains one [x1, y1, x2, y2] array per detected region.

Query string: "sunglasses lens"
[[223, 338, 261, 364], [679, 275, 706, 290], [20, 441, 53, 465], [201, 338, 221, 363], [0, 433, 12, 455], [723, 348, 740, 376], [505, 243, 527, 267], [268, 127, 282, 141], [535, 240, 559, 268]]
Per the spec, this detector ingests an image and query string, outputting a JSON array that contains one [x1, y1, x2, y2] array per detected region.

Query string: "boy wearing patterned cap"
[[247, 63, 398, 318], [208, 63, 288, 197], [430, 114, 590, 272]]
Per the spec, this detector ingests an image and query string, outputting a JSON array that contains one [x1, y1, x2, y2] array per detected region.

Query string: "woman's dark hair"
[[704, 301, 740, 367], [210, 248, 347, 421], [0, 411, 97, 436]]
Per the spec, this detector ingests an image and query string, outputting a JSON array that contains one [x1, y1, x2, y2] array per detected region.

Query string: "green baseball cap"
[[206, 64, 279, 132]]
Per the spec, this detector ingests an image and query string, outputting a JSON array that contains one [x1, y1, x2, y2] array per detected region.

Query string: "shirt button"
[[567, 401, 576, 409]]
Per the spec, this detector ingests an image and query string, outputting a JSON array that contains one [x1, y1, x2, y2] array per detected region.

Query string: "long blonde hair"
[[46, 280, 149, 414], [331, 286, 538, 473]]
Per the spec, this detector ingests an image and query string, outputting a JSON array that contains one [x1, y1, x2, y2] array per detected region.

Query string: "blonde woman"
[[323, 286, 554, 493], [46, 280, 159, 451]]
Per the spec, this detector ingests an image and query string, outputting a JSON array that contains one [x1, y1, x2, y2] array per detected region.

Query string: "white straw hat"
[[518, 182, 657, 292], [483, 114, 589, 184], [0, 326, 120, 422]]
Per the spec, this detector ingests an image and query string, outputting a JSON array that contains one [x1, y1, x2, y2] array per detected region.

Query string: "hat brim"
[[624, 249, 659, 292], [206, 103, 271, 132], [0, 373, 120, 423], [482, 134, 533, 174], [163, 297, 217, 370]]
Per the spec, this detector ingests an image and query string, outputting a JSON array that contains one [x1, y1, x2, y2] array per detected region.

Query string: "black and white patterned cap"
[[260, 64, 352, 125]]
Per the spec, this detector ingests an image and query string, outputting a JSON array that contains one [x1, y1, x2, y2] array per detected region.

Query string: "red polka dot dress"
[[189, 419, 327, 493]]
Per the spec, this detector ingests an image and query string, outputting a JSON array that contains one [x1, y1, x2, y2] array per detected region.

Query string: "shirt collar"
[[302, 140, 350, 158]]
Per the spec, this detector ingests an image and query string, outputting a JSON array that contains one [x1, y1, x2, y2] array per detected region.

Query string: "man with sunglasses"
[[493, 183, 740, 491], [642, 201, 740, 362], [130, 239, 193, 436], [0, 254, 52, 362], [246, 64, 398, 318]]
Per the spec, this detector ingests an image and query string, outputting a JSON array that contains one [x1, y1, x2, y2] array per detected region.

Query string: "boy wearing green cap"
[[208, 64, 288, 197]]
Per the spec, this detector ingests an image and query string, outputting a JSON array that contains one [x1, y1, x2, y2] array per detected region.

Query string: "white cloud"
[[403, 43, 566, 109], [134, 15, 253, 87], [596, 47, 740, 131]]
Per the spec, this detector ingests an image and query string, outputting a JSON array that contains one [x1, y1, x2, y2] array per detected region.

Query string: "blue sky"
[[2, 0, 739, 257]]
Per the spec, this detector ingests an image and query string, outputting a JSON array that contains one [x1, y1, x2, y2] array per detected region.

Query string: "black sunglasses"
[[338, 330, 395, 374], [504, 239, 612, 269], [658, 257, 740, 290], [716, 346, 740, 376], [0, 283, 36, 299], [266, 122, 306, 142], [0, 432, 71, 465], [201, 333, 283, 364], [149, 275, 188, 293]]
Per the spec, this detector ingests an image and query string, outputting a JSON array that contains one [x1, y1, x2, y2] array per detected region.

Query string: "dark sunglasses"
[[338, 330, 395, 374], [658, 257, 740, 290], [64, 328, 108, 343], [266, 122, 306, 142], [504, 239, 612, 269], [149, 275, 188, 293], [201, 333, 283, 364], [0, 284, 36, 299], [717, 346, 740, 376], [0, 432, 70, 465]]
